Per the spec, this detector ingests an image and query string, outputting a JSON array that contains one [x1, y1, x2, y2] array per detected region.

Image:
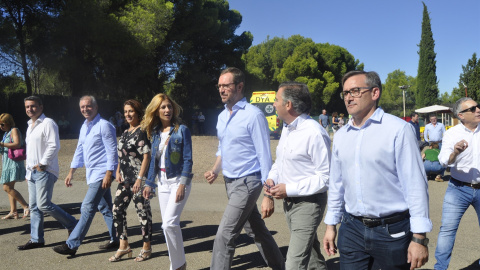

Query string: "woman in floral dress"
[[109, 100, 152, 262]]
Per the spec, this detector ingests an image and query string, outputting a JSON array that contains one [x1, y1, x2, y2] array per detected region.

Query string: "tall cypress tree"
[[416, 2, 438, 107]]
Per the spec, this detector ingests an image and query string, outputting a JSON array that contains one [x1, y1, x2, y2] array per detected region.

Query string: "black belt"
[[224, 171, 261, 181], [284, 193, 323, 204], [450, 177, 480, 189], [352, 210, 410, 228]]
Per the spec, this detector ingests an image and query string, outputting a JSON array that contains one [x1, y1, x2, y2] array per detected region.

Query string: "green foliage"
[[243, 35, 362, 115], [380, 69, 417, 117], [451, 53, 480, 102], [416, 2, 439, 107], [0, 73, 26, 95]]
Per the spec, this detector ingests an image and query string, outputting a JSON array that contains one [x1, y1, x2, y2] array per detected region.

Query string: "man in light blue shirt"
[[204, 67, 284, 270], [424, 115, 445, 149], [53, 95, 119, 256], [322, 71, 432, 270]]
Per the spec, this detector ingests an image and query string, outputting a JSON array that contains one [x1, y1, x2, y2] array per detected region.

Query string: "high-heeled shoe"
[[108, 247, 132, 262], [22, 208, 30, 219], [134, 248, 152, 262], [1, 212, 18, 219]]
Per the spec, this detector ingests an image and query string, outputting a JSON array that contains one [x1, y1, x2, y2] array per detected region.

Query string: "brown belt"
[[450, 177, 480, 189]]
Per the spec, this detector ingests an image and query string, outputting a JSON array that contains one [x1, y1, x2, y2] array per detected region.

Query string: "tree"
[[416, 2, 438, 107], [243, 35, 363, 115], [380, 69, 417, 117], [451, 53, 480, 101]]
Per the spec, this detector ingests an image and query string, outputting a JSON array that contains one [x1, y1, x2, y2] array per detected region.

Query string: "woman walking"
[[0, 113, 29, 219], [109, 100, 153, 262], [143, 94, 193, 270]]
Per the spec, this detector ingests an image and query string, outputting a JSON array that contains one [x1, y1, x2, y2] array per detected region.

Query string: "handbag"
[[5, 130, 26, 161]]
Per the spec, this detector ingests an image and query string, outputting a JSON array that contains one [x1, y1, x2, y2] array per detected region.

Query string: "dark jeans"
[[337, 213, 412, 270]]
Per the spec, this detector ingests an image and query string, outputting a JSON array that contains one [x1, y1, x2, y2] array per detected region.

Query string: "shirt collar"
[[458, 121, 480, 133], [224, 97, 248, 111], [28, 113, 46, 125], [284, 113, 309, 131], [346, 107, 384, 130], [84, 113, 101, 126]]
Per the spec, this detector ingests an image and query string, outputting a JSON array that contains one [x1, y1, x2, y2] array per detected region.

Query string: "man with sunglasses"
[[424, 115, 445, 149], [204, 67, 284, 270], [323, 71, 432, 270], [434, 97, 480, 270]]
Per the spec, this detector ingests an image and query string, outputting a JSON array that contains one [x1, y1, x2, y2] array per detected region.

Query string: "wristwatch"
[[411, 236, 429, 247]]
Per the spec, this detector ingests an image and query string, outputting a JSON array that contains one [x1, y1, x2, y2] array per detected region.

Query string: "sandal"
[[134, 249, 152, 262], [435, 175, 444, 182], [108, 247, 132, 262], [2, 212, 18, 219], [22, 207, 30, 219]]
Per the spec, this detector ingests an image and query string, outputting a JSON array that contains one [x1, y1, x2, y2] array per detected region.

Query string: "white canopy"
[[415, 105, 452, 114]]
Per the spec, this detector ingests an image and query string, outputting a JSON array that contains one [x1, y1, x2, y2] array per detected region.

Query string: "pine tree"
[[416, 2, 439, 107]]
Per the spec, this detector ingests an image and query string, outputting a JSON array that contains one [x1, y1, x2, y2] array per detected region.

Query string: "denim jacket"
[[146, 124, 193, 188]]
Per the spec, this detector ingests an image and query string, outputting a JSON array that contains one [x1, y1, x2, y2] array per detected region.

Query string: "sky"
[[228, 0, 480, 94]]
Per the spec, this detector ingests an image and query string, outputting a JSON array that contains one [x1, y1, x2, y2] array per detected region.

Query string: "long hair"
[[142, 93, 182, 139]]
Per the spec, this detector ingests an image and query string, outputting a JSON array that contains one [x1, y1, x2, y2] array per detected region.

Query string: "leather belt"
[[450, 177, 480, 189], [352, 210, 410, 228], [284, 193, 322, 204], [224, 171, 261, 181]]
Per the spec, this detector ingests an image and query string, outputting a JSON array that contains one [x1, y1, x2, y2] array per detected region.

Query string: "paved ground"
[[0, 137, 479, 269]]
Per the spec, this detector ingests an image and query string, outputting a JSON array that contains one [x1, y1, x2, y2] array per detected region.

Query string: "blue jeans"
[[337, 213, 412, 270], [434, 181, 480, 270], [28, 170, 77, 243], [424, 160, 445, 176], [66, 180, 117, 249]]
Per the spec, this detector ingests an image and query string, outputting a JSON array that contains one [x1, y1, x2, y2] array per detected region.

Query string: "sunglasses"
[[459, 105, 480, 114]]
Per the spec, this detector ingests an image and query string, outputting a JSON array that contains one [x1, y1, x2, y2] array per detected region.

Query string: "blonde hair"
[[142, 93, 182, 139], [0, 113, 15, 128]]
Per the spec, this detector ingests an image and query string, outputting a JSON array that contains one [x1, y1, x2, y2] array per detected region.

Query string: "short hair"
[[24, 96, 43, 106], [79, 95, 97, 107], [278, 81, 311, 115], [124, 99, 144, 121], [220, 67, 245, 85], [342, 71, 382, 100], [0, 113, 15, 128], [142, 93, 183, 139], [453, 97, 474, 119], [429, 114, 437, 119], [411, 112, 418, 118]]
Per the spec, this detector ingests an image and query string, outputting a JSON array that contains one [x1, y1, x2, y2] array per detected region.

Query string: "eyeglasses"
[[340, 87, 373, 99], [459, 105, 480, 113], [216, 82, 236, 90]]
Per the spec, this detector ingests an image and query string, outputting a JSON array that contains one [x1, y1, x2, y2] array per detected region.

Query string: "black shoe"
[[98, 241, 120, 250], [18, 240, 45, 250], [53, 243, 77, 256]]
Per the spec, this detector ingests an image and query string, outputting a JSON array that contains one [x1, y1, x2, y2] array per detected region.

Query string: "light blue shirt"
[[216, 97, 272, 184], [70, 114, 118, 184], [324, 108, 432, 233], [424, 122, 445, 142]]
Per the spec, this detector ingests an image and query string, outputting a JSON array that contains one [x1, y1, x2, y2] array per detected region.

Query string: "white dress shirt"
[[25, 114, 60, 179], [438, 122, 480, 183], [324, 108, 432, 233], [267, 114, 330, 197]]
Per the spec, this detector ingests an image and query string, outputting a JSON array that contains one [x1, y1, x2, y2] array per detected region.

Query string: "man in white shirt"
[[434, 97, 480, 270], [322, 71, 431, 269], [18, 96, 77, 251], [262, 82, 331, 269]]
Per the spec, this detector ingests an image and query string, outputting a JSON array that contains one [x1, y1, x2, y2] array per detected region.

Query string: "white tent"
[[415, 105, 453, 126]]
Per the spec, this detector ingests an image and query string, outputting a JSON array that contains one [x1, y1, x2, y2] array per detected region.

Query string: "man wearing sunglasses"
[[434, 97, 480, 270], [424, 115, 445, 149], [323, 71, 431, 270]]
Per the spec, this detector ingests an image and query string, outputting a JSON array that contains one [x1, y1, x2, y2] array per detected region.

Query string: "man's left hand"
[[407, 241, 428, 269], [102, 175, 112, 189], [270, 183, 287, 199], [261, 196, 274, 219]]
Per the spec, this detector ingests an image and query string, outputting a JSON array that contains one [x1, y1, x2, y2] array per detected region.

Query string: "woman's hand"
[[143, 186, 151, 199], [133, 178, 141, 194], [176, 184, 186, 203]]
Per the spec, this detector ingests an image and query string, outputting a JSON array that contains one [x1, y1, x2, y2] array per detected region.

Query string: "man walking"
[[319, 109, 329, 130], [262, 82, 330, 269], [53, 95, 119, 255], [323, 71, 432, 269], [18, 96, 77, 250], [434, 97, 480, 270], [204, 67, 285, 270], [424, 115, 445, 149]]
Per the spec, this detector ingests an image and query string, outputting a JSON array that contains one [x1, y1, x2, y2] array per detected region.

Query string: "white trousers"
[[158, 178, 191, 270]]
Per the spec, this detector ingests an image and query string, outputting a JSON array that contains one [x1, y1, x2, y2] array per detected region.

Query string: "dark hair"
[[220, 67, 245, 85], [24, 96, 43, 106], [411, 112, 418, 118], [342, 71, 382, 101], [278, 81, 311, 115], [124, 99, 144, 120]]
